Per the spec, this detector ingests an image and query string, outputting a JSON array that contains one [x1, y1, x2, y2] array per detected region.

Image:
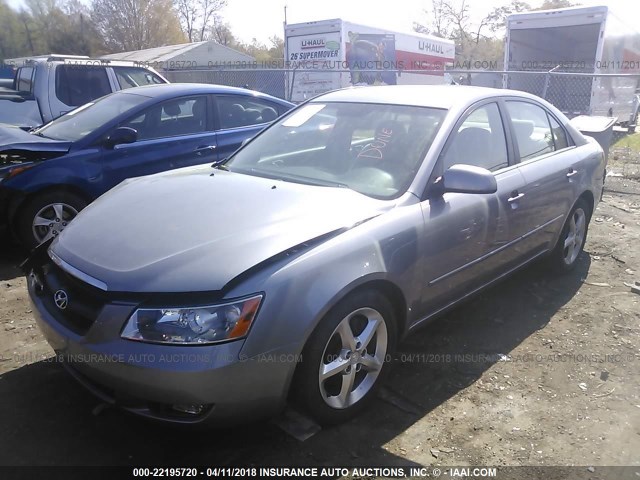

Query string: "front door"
[[99, 95, 216, 191], [418, 101, 528, 317]]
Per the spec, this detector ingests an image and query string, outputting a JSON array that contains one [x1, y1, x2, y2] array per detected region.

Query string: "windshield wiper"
[[211, 159, 229, 171], [247, 169, 349, 189]]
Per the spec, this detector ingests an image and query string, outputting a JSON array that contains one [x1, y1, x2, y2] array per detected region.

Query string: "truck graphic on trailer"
[[284, 19, 455, 102]]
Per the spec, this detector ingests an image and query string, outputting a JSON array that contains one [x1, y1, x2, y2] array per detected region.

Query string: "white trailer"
[[284, 19, 455, 102], [505, 5, 640, 131]]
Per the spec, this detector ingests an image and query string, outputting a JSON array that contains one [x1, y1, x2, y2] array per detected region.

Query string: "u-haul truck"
[[505, 5, 640, 131], [284, 19, 455, 102]]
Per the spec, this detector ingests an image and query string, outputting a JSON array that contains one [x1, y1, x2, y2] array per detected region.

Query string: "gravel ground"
[[0, 142, 639, 470]]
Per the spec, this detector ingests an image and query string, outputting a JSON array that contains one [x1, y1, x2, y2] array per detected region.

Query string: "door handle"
[[194, 145, 216, 155], [566, 168, 578, 178], [508, 192, 525, 203]]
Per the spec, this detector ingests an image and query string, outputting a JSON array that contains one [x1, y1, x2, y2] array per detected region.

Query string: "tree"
[[0, 0, 111, 59], [23, 0, 102, 55], [175, 0, 226, 42], [92, 0, 185, 51], [0, 0, 29, 59], [266, 35, 284, 61], [413, 0, 536, 68], [484, 0, 531, 33], [535, 0, 577, 10], [210, 15, 237, 47], [413, 0, 452, 38]]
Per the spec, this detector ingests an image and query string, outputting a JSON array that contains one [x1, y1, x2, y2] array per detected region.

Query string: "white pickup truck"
[[0, 55, 168, 129]]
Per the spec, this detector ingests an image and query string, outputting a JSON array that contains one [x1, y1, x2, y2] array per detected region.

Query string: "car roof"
[[313, 85, 543, 110], [118, 83, 293, 104]]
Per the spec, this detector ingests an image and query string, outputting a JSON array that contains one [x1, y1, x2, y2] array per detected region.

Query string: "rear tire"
[[17, 191, 87, 250], [548, 198, 591, 273], [292, 289, 397, 425]]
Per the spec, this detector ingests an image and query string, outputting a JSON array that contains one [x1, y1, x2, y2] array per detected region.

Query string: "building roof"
[[100, 41, 254, 64]]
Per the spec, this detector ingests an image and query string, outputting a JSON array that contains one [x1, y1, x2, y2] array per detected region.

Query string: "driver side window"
[[441, 102, 508, 172], [120, 96, 208, 141]]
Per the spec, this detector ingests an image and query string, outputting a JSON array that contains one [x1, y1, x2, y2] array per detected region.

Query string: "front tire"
[[293, 289, 397, 425], [548, 198, 590, 272], [17, 191, 87, 249]]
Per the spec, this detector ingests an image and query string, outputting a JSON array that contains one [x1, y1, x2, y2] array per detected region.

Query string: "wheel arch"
[[577, 189, 594, 219], [284, 276, 408, 390], [10, 184, 93, 240], [11, 184, 93, 220]]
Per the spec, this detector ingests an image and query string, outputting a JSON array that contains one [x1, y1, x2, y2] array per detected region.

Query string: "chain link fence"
[[164, 68, 640, 124]]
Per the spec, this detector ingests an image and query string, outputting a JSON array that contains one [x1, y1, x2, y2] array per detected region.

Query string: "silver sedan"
[[26, 85, 605, 426]]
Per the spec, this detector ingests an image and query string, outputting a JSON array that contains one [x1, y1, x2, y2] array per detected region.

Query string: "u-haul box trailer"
[[284, 19, 455, 102], [505, 5, 640, 130]]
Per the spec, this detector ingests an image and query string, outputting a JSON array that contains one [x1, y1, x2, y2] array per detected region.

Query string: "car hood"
[[0, 124, 71, 164], [52, 166, 390, 293]]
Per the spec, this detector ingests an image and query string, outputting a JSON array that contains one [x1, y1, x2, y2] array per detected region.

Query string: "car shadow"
[[0, 254, 590, 466], [0, 238, 25, 282]]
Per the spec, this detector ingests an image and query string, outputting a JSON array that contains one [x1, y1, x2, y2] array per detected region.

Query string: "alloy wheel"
[[562, 207, 586, 266], [32, 202, 79, 244], [318, 307, 388, 409]]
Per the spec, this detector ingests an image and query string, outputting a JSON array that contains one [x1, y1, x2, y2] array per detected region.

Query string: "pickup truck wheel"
[[548, 198, 590, 273], [17, 192, 87, 249], [292, 289, 397, 425]]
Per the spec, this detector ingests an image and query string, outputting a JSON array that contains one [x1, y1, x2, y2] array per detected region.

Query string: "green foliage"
[[612, 132, 640, 153], [0, 0, 187, 60], [210, 18, 284, 62], [535, 0, 577, 11], [92, 0, 186, 51]]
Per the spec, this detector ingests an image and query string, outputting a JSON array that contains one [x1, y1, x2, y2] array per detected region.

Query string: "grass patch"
[[612, 132, 640, 153]]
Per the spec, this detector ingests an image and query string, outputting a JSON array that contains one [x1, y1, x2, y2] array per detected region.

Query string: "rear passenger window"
[[441, 102, 509, 172], [216, 96, 282, 130], [548, 114, 569, 150], [55, 66, 111, 107], [506, 101, 555, 161], [114, 67, 165, 89]]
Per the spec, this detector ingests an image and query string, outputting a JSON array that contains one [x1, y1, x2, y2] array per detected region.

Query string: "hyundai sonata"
[[25, 85, 605, 426]]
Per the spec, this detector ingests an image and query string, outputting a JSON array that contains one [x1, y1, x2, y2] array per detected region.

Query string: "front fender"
[[231, 202, 425, 360]]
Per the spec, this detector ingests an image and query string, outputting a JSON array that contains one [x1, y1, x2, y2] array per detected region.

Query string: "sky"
[[223, 0, 640, 44], [6, 0, 640, 44]]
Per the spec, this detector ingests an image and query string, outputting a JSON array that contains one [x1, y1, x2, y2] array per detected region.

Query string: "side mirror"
[[441, 164, 497, 195], [106, 127, 137, 149]]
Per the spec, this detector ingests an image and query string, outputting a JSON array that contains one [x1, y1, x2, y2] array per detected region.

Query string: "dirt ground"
[[0, 136, 639, 469]]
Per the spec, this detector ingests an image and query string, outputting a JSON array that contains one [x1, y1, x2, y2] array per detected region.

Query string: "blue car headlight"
[[121, 294, 263, 345]]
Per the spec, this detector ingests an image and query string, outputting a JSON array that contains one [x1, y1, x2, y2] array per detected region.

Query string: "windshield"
[[35, 92, 148, 142], [225, 102, 446, 199]]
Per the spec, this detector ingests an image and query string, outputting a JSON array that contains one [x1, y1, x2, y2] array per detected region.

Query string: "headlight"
[[121, 294, 263, 345]]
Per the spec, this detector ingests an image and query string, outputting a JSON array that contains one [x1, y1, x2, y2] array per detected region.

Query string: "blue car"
[[0, 83, 293, 247]]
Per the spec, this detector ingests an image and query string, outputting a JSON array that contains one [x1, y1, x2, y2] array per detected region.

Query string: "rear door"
[[212, 95, 288, 161], [504, 100, 578, 259], [99, 95, 215, 190]]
